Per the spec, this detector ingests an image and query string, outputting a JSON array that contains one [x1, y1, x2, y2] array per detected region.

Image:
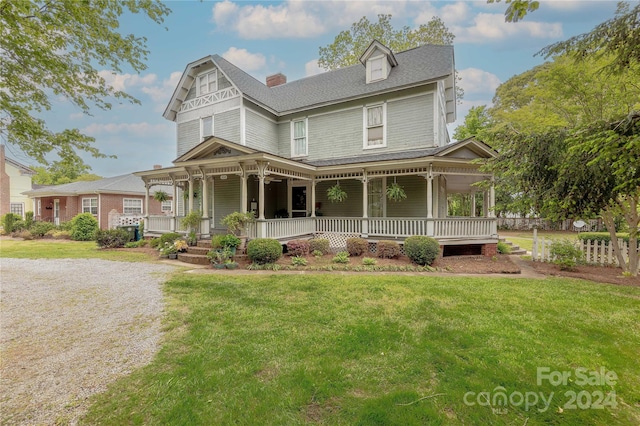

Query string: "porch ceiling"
[[445, 174, 487, 192]]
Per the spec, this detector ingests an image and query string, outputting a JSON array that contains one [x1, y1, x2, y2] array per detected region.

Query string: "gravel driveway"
[[0, 258, 175, 425]]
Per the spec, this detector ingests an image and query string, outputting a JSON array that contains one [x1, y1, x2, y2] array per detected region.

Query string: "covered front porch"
[[136, 137, 498, 245]]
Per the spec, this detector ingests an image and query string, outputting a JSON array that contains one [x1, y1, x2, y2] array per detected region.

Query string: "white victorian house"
[[136, 40, 499, 255]]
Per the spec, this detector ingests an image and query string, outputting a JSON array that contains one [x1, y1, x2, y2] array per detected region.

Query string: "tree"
[[487, 0, 539, 22], [318, 14, 462, 100], [538, 2, 640, 75], [452, 105, 491, 141], [0, 0, 171, 168]]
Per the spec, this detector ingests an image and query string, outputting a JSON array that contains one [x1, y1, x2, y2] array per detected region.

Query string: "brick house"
[[24, 174, 172, 229]]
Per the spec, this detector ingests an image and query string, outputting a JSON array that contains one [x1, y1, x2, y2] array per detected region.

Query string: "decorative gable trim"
[[174, 136, 257, 163], [435, 137, 497, 159]]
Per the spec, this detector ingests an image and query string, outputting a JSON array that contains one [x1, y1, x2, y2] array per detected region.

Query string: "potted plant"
[[221, 212, 255, 252], [153, 190, 169, 203], [220, 233, 241, 255], [174, 239, 188, 253], [327, 182, 347, 203], [207, 247, 232, 269], [181, 211, 202, 245], [159, 242, 178, 259], [386, 181, 407, 202], [224, 258, 239, 269]]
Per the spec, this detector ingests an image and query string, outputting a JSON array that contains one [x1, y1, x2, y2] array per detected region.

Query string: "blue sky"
[[12, 0, 623, 176]]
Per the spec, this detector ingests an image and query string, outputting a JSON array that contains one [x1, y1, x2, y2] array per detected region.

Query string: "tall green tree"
[[32, 155, 102, 185], [0, 0, 171, 168], [452, 105, 491, 141], [318, 14, 454, 70]]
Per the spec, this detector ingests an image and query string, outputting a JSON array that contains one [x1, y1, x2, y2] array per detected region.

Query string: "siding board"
[[246, 109, 278, 153]]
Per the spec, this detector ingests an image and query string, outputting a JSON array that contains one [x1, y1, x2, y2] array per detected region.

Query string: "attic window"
[[369, 57, 384, 81], [197, 70, 217, 96]]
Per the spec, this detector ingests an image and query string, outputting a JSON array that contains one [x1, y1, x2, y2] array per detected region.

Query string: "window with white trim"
[[201, 116, 213, 140], [37, 199, 41, 216], [161, 200, 172, 212], [123, 198, 143, 215], [369, 57, 384, 81], [291, 118, 307, 157], [10, 203, 24, 218], [82, 197, 98, 215], [364, 104, 386, 148], [197, 70, 217, 96]]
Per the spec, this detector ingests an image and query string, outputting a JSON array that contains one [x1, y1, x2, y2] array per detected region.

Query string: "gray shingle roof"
[[212, 43, 454, 115], [24, 174, 153, 196]]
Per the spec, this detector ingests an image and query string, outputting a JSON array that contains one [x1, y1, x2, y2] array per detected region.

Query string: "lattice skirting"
[[313, 233, 405, 255]]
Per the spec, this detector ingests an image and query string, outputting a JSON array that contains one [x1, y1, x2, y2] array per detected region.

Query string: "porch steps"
[[499, 238, 527, 255], [177, 242, 212, 265]]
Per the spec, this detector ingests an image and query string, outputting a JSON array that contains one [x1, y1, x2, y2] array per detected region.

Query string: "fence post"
[[532, 227, 538, 261]]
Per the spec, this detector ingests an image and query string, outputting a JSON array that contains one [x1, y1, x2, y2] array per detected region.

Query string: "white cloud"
[[455, 13, 563, 43], [98, 71, 157, 92], [213, 0, 326, 39], [222, 47, 266, 71], [458, 68, 501, 96], [69, 112, 84, 120], [83, 122, 172, 138], [304, 59, 325, 77], [139, 71, 182, 113]]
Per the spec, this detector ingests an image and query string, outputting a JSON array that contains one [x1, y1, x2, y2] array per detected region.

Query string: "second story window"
[[197, 70, 217, 96], [201, 116, 213, 140], [291, 119, 307, 157], [364, 104, 386, 148]]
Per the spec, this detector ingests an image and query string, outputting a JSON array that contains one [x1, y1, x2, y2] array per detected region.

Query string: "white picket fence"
[[532, 237, 632, 267]]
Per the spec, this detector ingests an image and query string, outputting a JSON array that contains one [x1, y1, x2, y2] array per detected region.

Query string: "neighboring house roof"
[[23, 174, 170, 197], [164, 43, 455, 120], [5, 157, 36, 175]]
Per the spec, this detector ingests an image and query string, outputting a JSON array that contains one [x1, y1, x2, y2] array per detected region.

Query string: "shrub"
[[346, 237, 368, 256], [247, 238, 282, 264], [404, 236, 440, 266], [149, 237, 161, 248], [24, 211, 34, 229], [47, 230, 71, 239], [29, 221, 56, 238], [95, 228, 132, 248], [15, 230, 34, 240], [312, 249, 323, 257], [291, 256, 308, 266], [1, 213, 23, 234], [550, 239, 584, 271], [578, 232, 637, 246], [286, 239, 310, 256], [70, 213, 99, 241], [332, 251, 349, 264], [362, 257, 377, 266], [159, 232, 181, 246], [309, 238, 330, 255], [376, 240, 401, 259], [497, 241, 512, 254]]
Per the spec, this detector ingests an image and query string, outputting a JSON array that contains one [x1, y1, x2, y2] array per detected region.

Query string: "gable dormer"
[[359, 40, 398, 84]]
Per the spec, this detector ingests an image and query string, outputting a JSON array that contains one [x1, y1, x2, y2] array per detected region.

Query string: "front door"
[[53, 199, 60, 226], [290, 183, 309, 217]]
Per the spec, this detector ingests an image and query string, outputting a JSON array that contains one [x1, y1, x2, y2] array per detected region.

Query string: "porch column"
[[471, 191, 476, 218], [188, 177, 194, 214], [144, 183, 150, 234], [239, 163, 248, 213], [489, 180, 496, 218], [361, 171, 368, 237], [426, 165, 434, 236], [483, 190, 489, 217], [201, 175, 210, 235], [310, 179, 317, 218], [256, 161, 268, 220], [170, 179, 177, 232]]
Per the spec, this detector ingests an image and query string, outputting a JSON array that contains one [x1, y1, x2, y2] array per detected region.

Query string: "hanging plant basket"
[[386, 182, 407, 202], [153, 190, 169, 203], [327, 183, 347, 203]]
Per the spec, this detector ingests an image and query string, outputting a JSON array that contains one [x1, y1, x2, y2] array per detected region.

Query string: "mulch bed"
[[527, 260, 640, 286]]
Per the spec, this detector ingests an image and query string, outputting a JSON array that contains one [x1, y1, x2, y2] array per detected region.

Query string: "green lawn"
[[0, 239, 155, 262], [499, 230, 579, 252], [82, 274, 640, 425]]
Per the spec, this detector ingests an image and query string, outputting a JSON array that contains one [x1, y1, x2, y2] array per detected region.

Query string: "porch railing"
[[150, 215, 497, 241]]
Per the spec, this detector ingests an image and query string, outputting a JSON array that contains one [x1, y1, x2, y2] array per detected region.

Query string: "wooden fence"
[[498, 218, 604, 232], [532, 237, 632, 267]]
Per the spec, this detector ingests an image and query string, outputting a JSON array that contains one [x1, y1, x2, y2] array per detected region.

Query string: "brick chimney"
[[153, 164, 162, 170], [0, 145, 10, 216], [266, 73, 287, 88]]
